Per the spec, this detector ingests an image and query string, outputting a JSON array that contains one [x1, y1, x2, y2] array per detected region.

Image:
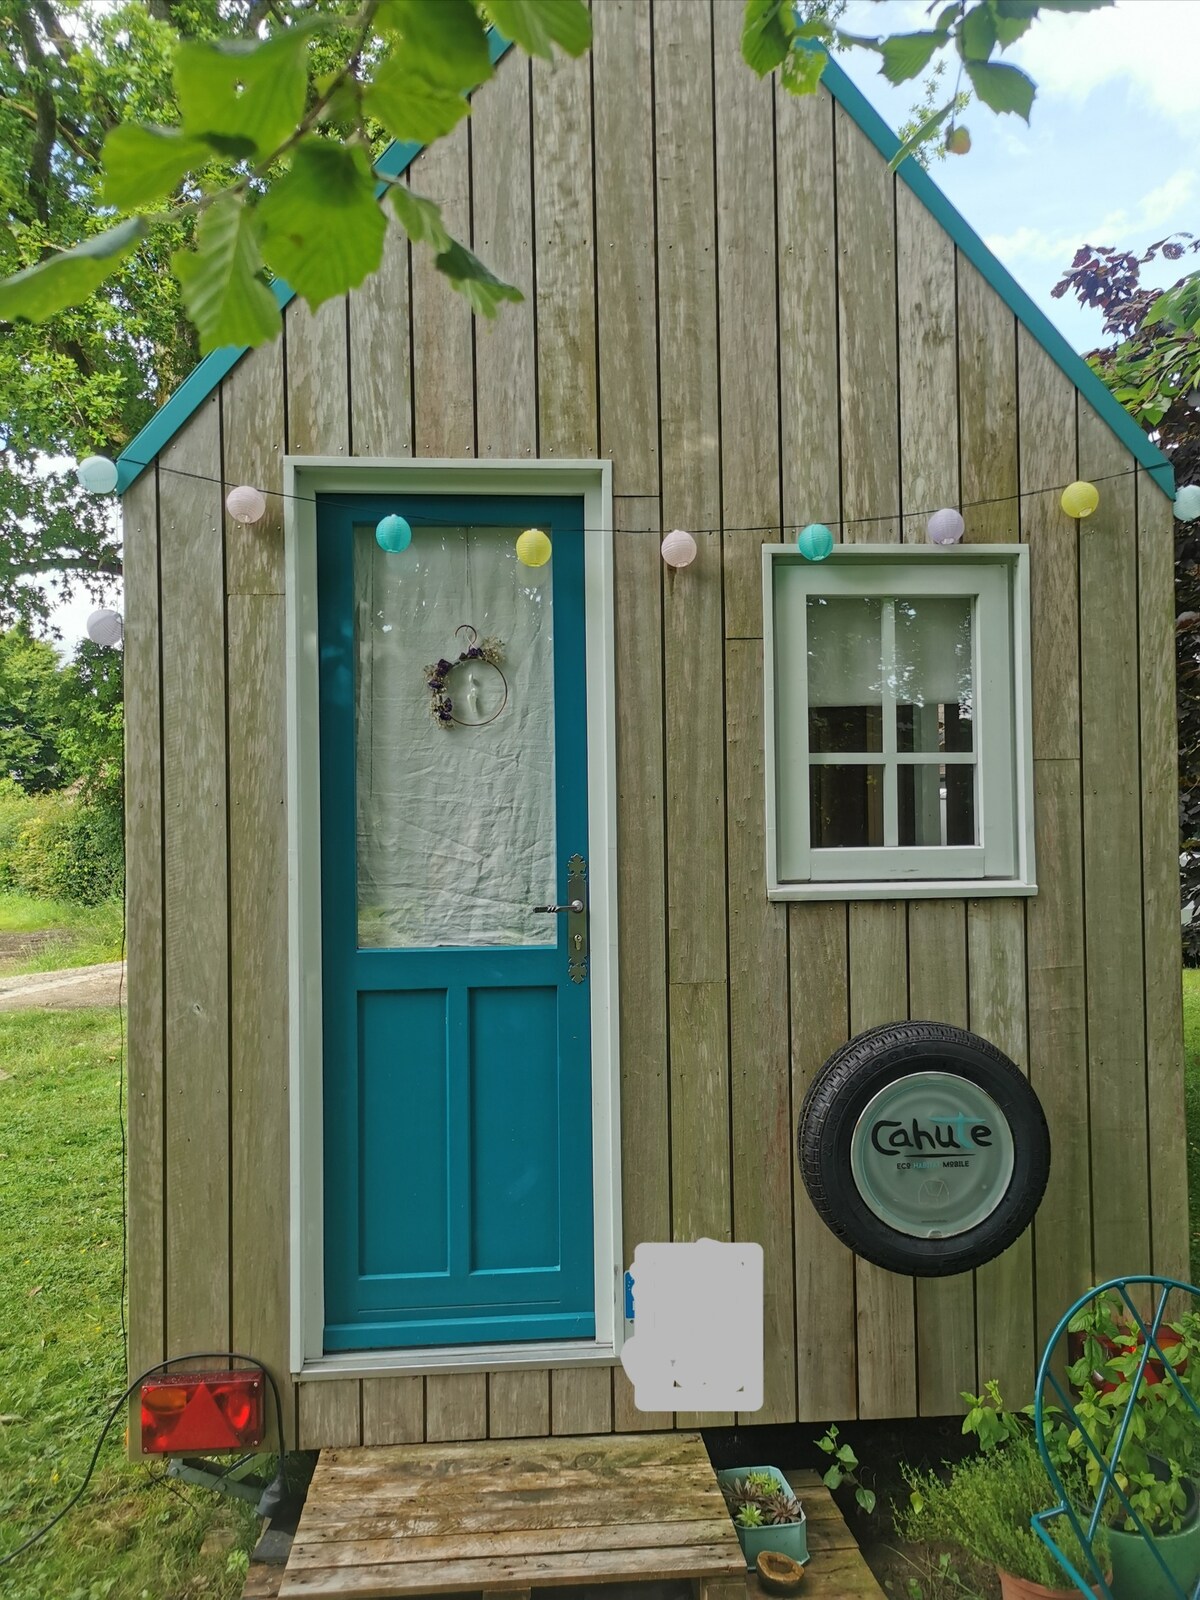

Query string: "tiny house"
[[116, 0, 1187, 1454]]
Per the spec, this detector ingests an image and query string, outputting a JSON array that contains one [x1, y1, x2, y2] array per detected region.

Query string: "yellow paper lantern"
[[1061, 480, 1100, 519], [516, 527, 552, 567]]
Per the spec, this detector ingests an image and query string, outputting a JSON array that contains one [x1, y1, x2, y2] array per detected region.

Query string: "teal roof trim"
[[117, 32, 1174, 502], [115, 28, 513, 494], [818, 53, 1174, 500]]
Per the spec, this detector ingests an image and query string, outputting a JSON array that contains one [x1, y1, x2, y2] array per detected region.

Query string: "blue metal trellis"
[[1032, 1275, 1200, 1600]]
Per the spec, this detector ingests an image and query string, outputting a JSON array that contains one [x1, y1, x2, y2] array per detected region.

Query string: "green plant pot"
[[1108, 1510, 1200, 1600], [715, 1465, 809, 1573]]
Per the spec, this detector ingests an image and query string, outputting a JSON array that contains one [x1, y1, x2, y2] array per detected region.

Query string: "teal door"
[[316, 494, 595, 1351]]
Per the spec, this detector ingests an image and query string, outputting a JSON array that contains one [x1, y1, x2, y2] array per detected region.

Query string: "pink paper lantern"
[[927, 507, 965, 546], [661, 528, 697, 568], [225, 484, 267, 525]]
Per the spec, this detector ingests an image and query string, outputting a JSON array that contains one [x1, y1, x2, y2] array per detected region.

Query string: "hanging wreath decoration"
[[425, 625, 507, 729]]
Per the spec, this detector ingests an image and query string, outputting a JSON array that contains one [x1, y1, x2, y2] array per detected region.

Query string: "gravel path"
[[0, 961, 125, 1011]]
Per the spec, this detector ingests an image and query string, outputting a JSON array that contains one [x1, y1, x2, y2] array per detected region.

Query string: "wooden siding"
[[123, 0, 1185, 1452]]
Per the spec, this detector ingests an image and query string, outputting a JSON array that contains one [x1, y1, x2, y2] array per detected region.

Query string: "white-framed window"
[[763, 544, 1035, 901]]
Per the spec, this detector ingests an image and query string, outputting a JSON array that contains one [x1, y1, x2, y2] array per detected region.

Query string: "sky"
[[45, 0, 1200, 644], [836, 0, 1200, 350]]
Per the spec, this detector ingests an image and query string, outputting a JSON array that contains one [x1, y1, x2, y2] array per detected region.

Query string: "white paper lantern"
[[1175, 484, 1200, 522], [76, 455, 118, 494], [661, 528, 698, 568], [225, 484, 267, 525], [927, 507, 965, 546], [86, 608, 124, 647]]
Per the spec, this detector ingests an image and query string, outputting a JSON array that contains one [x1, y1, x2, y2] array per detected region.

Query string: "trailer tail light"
[[140, 1371, 265, 1454]]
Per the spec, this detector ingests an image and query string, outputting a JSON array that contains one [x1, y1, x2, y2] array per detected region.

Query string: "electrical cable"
[[0, 1351, 286, 1570], [115, 457, 1169, 538]]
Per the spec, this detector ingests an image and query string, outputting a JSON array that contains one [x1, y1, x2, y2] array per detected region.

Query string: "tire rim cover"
[[848, 1071, 1017, 1239]]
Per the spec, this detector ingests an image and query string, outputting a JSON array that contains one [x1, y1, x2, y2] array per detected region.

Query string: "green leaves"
[[174, 25, 315, 164], [742, 0, 829, 92], [388, 188, 523, 319], [964, 58, 1036, 119], [780, 43, 827, 97], [389, 188, 452, 253], [959, 4, 998, 60], [0, 218, 148, 324], [486, 0, 593, 60], [888, 101, 955, 171], [172, 194, 280, 354], [875, 30, 950, 85], [377, 0, 493, 86], [101, 125, 208, 210], [365, 55, 473, 144], [258, 139, 387, 308], [742, 0, 798, 77], [366, 0, 495, 144]]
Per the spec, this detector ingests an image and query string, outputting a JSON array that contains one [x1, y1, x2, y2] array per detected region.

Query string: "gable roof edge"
[[819, 54, 1174, 501], [116, 33, 1174, 504]]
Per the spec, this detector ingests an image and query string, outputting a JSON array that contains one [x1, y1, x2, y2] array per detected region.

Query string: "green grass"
[[0, 893, 124, 973], [0, 1008, 258, 1600]]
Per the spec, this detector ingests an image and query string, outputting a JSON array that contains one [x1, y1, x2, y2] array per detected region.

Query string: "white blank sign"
[[619, 1239, 763, 1412]]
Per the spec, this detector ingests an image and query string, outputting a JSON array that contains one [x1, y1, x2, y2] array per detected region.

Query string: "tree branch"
[[14, 4, 58, 227], [31, 0, 76, 61]]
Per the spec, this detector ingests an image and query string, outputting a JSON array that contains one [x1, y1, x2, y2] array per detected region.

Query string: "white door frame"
[[283, 458, 622, 1378]]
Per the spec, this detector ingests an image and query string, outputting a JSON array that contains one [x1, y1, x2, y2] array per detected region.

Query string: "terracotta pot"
[[996, 1566, 1109, 1599]]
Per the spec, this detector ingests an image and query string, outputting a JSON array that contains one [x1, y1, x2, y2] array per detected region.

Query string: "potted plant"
[[898, 1432, 1111, 1600], [715, 1465, 808, 1571], [1061, 1292, 1200, 1599]]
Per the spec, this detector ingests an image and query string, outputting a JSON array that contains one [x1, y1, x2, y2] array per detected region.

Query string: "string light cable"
[[0, 1351, 287, 1570], [109, 457, 1190, 541]]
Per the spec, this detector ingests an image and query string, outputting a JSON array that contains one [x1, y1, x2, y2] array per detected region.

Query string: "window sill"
[[768, 878, 1037, 902]]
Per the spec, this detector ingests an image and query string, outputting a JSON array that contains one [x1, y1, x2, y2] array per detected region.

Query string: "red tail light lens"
[[140, 1371, 265, 1454]]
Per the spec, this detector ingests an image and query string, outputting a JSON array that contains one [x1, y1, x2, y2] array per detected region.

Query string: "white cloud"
[[1012, 0, 1200, 129], [985, 167, 1195, 263]]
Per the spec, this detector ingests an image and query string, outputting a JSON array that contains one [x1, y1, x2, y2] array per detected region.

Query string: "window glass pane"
[[897, 764, 977, 847], [810, 765, 885, 848], [807, 597, 883, 753], [353, 523, 556, 949], [893, 597, 974, 753]]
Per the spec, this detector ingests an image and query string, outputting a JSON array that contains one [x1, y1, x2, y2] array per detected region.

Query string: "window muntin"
[[767, 549, 1029, 896]]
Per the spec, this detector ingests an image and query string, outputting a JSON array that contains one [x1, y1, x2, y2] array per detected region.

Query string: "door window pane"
[[353, 524, 556, 949]]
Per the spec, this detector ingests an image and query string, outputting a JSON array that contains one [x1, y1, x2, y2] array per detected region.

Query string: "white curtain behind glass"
[[353, 524, 557, 948]]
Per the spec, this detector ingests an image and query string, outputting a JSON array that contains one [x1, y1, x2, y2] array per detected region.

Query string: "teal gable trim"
[[818, 54, 1174, 501], [115, 28, 513, 494], [117, 33, 1174, 502]]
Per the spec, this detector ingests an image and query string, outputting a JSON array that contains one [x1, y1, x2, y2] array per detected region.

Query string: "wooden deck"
[[273, 1433, 883, 1600]]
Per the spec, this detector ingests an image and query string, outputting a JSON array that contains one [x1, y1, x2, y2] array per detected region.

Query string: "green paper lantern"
[[376, 514, 413, 553], [797, 523, 834, 562]]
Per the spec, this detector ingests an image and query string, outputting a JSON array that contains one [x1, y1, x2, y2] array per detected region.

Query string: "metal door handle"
[[534, 855, 589, 983]]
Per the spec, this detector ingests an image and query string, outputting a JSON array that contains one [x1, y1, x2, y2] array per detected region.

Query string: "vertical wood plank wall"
[[123, 0, 1185, 1451]]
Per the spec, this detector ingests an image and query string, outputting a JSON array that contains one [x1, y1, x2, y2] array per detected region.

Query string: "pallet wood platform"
[[274, 1434, 884, 1600]]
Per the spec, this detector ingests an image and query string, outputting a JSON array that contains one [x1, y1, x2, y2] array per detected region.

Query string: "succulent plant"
[[743, 1470, 776, 1496], [763, 1491, 804, 1525], [736, 1503, 764, 1528]]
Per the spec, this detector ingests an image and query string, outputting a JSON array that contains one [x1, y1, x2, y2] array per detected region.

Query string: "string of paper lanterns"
[[67, 448, 1200, 580]]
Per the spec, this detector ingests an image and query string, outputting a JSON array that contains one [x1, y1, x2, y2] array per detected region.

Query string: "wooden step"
[[277, 1435, 884, 1600]]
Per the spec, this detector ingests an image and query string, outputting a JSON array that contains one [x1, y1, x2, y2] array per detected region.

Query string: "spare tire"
[[798, 1021, 1050, 1277]]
